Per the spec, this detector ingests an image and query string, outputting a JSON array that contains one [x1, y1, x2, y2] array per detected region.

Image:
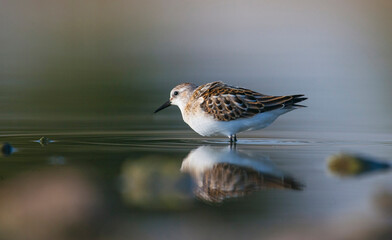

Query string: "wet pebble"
[[327, 153, 390, 177], [39, 137, 51, 146], [1, 143, 13, 156]]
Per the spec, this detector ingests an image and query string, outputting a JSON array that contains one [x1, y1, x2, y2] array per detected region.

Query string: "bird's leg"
[[229, 134, 237, 147]]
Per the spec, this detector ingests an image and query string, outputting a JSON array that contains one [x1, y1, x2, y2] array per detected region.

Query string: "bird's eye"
[[173, 91, 179, 96]]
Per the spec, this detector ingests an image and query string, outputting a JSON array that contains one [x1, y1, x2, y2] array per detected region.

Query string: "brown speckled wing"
[[196, 163, 303, 203], [196, 82, 307, 121]]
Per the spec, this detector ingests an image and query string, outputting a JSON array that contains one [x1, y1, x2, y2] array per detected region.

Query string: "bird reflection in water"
[[181, 146, 303, 203]]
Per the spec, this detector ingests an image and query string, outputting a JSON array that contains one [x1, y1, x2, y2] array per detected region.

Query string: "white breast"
[[183, 108, 291, 137]]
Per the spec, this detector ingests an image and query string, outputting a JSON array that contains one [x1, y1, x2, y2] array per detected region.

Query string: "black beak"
[[154, 100, 172, 113]]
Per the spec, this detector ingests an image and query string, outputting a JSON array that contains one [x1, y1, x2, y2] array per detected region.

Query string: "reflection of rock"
[[327, 153, 390, 177], [181, 146, 303, 203], [121, 156, 193, 210]]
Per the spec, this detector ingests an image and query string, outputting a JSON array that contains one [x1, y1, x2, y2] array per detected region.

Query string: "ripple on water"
[[1, 130, 392, 151]]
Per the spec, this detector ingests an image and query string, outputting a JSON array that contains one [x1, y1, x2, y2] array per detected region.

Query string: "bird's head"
[[154, 83, 197, 113]]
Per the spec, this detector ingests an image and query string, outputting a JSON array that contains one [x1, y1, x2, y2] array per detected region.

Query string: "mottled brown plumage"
[[181, 145, 305, 202], [155, 81, 307, 140], [196, 163, 303, 203], [190, 81, 307, 121]]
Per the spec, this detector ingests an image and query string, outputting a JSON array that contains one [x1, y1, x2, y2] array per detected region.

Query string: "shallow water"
[[2, 127, 392, 233]]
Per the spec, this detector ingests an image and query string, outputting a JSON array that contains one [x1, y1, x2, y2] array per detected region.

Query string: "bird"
[[154, 81, 307, 144]]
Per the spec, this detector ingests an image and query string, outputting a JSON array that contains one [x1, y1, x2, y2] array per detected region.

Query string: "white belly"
[[183, 109, 291, 137]]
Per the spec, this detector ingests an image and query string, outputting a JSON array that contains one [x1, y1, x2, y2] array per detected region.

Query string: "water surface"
[[2, 125, 392, 239]]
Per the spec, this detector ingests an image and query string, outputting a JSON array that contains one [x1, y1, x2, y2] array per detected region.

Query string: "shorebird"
[[154, 81, 307, 144]]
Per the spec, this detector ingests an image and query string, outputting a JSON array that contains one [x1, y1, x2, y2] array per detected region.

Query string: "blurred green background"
[[1, 0, 392, 133]]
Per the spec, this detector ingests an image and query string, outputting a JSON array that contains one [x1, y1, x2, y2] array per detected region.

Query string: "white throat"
[[174, 100, 189, 120], [172, 92, 193, 118]]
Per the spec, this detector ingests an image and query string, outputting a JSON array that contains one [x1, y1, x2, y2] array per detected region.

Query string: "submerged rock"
[[121, 155, 193, 210], [1, 143, 13, 156], [39, 137, 52, 146], [327, 153, 390, 177]]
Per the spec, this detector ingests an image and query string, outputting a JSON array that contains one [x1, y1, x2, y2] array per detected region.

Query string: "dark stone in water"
[[1, 143, 13, 156], [39, 137, 51, 146], [328, 153, 391, 177]]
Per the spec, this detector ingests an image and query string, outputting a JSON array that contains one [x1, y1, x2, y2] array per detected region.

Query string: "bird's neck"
[[177, 100, 189, 118], [177, 91, 194, 113]]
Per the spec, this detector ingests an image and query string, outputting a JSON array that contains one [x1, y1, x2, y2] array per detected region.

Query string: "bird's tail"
[[290, 94, 307, 108]]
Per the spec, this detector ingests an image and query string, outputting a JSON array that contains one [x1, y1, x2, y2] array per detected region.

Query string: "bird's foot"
[[229, 134, 237, 148]]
